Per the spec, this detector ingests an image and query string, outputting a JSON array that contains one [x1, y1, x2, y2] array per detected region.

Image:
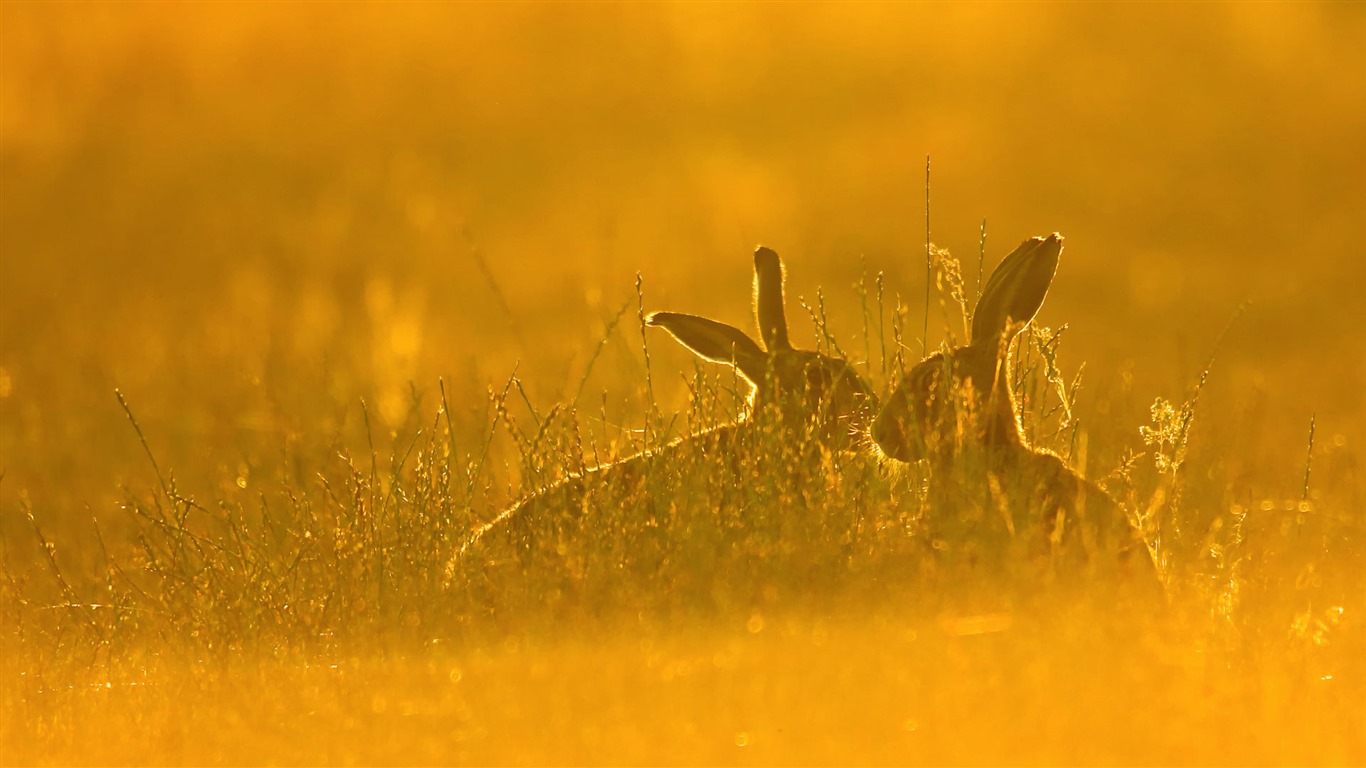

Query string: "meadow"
[[2, 4, 1364, 764]]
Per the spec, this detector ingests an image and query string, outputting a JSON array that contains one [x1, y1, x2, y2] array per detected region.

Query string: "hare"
[[452, 246, 876, 579], [870, 234, 1158, 585]]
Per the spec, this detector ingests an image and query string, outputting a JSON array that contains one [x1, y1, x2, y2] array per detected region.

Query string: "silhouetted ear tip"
[[1029, 233, 1064, 259], [754, 245, 780, 265]]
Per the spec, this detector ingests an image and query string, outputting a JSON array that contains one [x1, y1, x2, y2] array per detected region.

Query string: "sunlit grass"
[[3, 4, 1364, 765], [4, 239, 1361, 764]]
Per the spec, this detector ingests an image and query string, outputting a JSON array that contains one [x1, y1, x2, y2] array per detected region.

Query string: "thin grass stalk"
[[636, 273, 660, 445], [923, 155, 932, 358], [1301, 412, 1316, 505], [571, 298, 632, 407], [976, 218, 987, 310]]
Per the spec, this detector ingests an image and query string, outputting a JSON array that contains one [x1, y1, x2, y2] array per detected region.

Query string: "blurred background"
[[3, 2, 1364, 523]]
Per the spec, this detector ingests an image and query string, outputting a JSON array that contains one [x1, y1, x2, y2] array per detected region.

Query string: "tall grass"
[[3, 241, 1360, 764]]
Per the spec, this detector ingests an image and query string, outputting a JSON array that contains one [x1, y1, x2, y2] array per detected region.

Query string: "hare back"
[[1010, 450, 1158, 585], [449, 417, 858, 598], [454, 424, 757, 571], [924, 449, 1157, 588]]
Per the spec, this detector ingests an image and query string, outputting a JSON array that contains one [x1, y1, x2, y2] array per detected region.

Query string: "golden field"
[[1, 3, 1363, 765]]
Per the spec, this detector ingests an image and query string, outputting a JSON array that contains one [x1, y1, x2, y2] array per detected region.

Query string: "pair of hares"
[[459, 234, 1153, 581]]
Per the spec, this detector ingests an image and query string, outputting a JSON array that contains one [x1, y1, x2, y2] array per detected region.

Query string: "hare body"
[[454, 247, 875, 575], [871, 234, 1157, 584]]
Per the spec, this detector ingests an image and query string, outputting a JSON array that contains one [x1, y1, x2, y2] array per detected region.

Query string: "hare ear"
[[647, 312, 768, 385], [970, 233, 1063, 348], [753, 246, 792, 352]]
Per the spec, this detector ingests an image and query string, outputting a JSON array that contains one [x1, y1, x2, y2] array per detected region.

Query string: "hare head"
[[647, 246, 875, 446], [871, 234, 1062, 466]]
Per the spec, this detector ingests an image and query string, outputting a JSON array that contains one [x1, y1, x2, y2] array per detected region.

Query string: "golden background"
[[2, 3, 1363, 763]]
